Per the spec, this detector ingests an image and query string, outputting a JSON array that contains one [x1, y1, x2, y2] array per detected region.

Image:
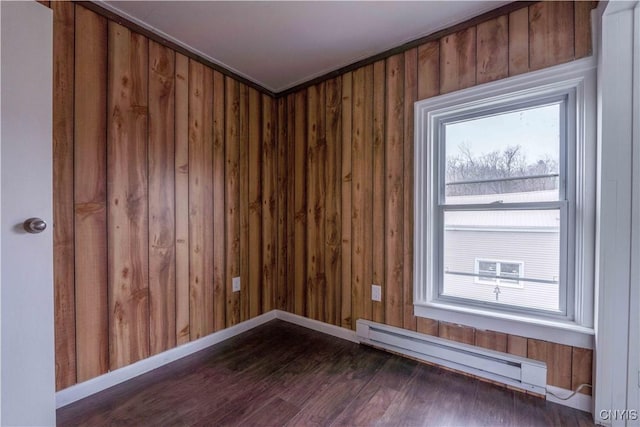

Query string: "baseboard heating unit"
[[356, 319, 547, 395]]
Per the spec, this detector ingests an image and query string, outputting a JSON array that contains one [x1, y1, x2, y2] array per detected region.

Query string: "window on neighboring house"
[[473, 259, 524, 287], [413, 59, 596, 345]]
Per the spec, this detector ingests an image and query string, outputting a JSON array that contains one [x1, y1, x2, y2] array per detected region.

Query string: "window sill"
[[414, 301, 594, 349]]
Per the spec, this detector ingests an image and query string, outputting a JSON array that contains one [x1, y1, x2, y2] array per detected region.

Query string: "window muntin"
[[434, 98, 570, 317]]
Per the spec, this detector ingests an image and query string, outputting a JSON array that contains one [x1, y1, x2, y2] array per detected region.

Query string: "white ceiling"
[[102, 1, 510, 93]]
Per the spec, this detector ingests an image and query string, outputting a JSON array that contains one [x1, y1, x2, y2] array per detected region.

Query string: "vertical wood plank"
[[225, 77, 241, 326], [417, 41, 439, 100], [340, 73, 353, 329], [438, 322, 475, 345], [403, 48, 417, 332], [174, 53, 190, 344], [527, 339, 572, 389], [325, 77, 342, 326], [529, 1, 575, 71], [53, 0, 76, 390], [474, 330, 508, 352], [286, 94, 296, 313], [107, 23, 150, 369], [372, 60, 385, 325], [440, 27, 476, 94], [248, 88, 263, 319], [88, 22, 112, 371], [239, 85, 250, 322], [316, 83, 327, 322], [261, 95, 276, 313], [306, 85, 319, 320], [507, 335, 528, 357], [384, 53, 404, 329], [509, 7, 530, 76], [574, 1, 597, 59], [276, 97, 288, 311], [148, 40, 176, 354], [212, 71, 226, 331], [293, 91, 307, 316], [351, 65, 374, 324], [188, 61, 214, 339], [476, 16, 508, 84], [416, 318, 439, 336], [571, 348, 593, 395]]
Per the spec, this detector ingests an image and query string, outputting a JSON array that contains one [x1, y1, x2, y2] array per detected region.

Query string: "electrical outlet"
[[232, 276, 241, 292], [372, 284, 382, 302]]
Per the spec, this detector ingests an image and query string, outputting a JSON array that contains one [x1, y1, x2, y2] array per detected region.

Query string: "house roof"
[[446, 190, 560, 230]]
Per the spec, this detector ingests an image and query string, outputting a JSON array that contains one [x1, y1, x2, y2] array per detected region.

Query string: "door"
[[0, 1, 55, 425]]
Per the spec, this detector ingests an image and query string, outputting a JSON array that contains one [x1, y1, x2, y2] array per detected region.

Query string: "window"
[[413, 59, 596, 346], [473, 259, 524, 287]]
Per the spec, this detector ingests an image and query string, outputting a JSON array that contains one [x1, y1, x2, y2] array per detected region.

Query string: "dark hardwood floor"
[[58, 320, 594, 426]]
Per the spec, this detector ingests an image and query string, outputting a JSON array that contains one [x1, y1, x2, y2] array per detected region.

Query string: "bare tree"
[[446, 144, 558, 196]]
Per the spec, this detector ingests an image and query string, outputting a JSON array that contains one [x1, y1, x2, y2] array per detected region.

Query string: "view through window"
[[439, 102, 564, 313]]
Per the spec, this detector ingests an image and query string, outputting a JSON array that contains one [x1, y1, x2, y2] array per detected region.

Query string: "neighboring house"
[[443, 190, 560, 312]]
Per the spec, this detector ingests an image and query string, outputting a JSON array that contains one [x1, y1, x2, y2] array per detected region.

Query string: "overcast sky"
[[445, 103, 560, 164]]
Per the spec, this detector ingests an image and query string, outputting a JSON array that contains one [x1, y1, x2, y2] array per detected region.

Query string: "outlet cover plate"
[[232, 276, 241, 292], [372, 284, 382, 302]]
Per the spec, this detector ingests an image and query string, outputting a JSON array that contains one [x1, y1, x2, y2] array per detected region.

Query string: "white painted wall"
[[0, 1, 55, 425], [594, 1, 640, 425]]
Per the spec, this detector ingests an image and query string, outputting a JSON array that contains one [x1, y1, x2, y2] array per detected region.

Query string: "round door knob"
[[23, 217, 47, 234]]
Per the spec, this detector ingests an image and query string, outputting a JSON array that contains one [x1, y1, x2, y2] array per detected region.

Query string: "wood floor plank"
[[57, 320, 595, 427]]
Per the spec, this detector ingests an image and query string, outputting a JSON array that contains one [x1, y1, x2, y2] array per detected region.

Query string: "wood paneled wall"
[[52, 2, 276, 390], [51, 0, 596, 395], [275, 1, 596, 393]]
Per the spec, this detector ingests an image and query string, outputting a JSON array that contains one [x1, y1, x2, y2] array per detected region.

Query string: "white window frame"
[[413, 58, 597, 348], [473, 258, 524, 288]]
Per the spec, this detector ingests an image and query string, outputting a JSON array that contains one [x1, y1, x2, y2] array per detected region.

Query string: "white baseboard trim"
[[55, 310, 277, 409], [273, 310, 358, 343], [546, 385, 592, 413]]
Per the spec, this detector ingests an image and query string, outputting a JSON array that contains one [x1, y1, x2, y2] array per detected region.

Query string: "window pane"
[[443, 103, 561, 204], [442, 209, 561, 312]]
